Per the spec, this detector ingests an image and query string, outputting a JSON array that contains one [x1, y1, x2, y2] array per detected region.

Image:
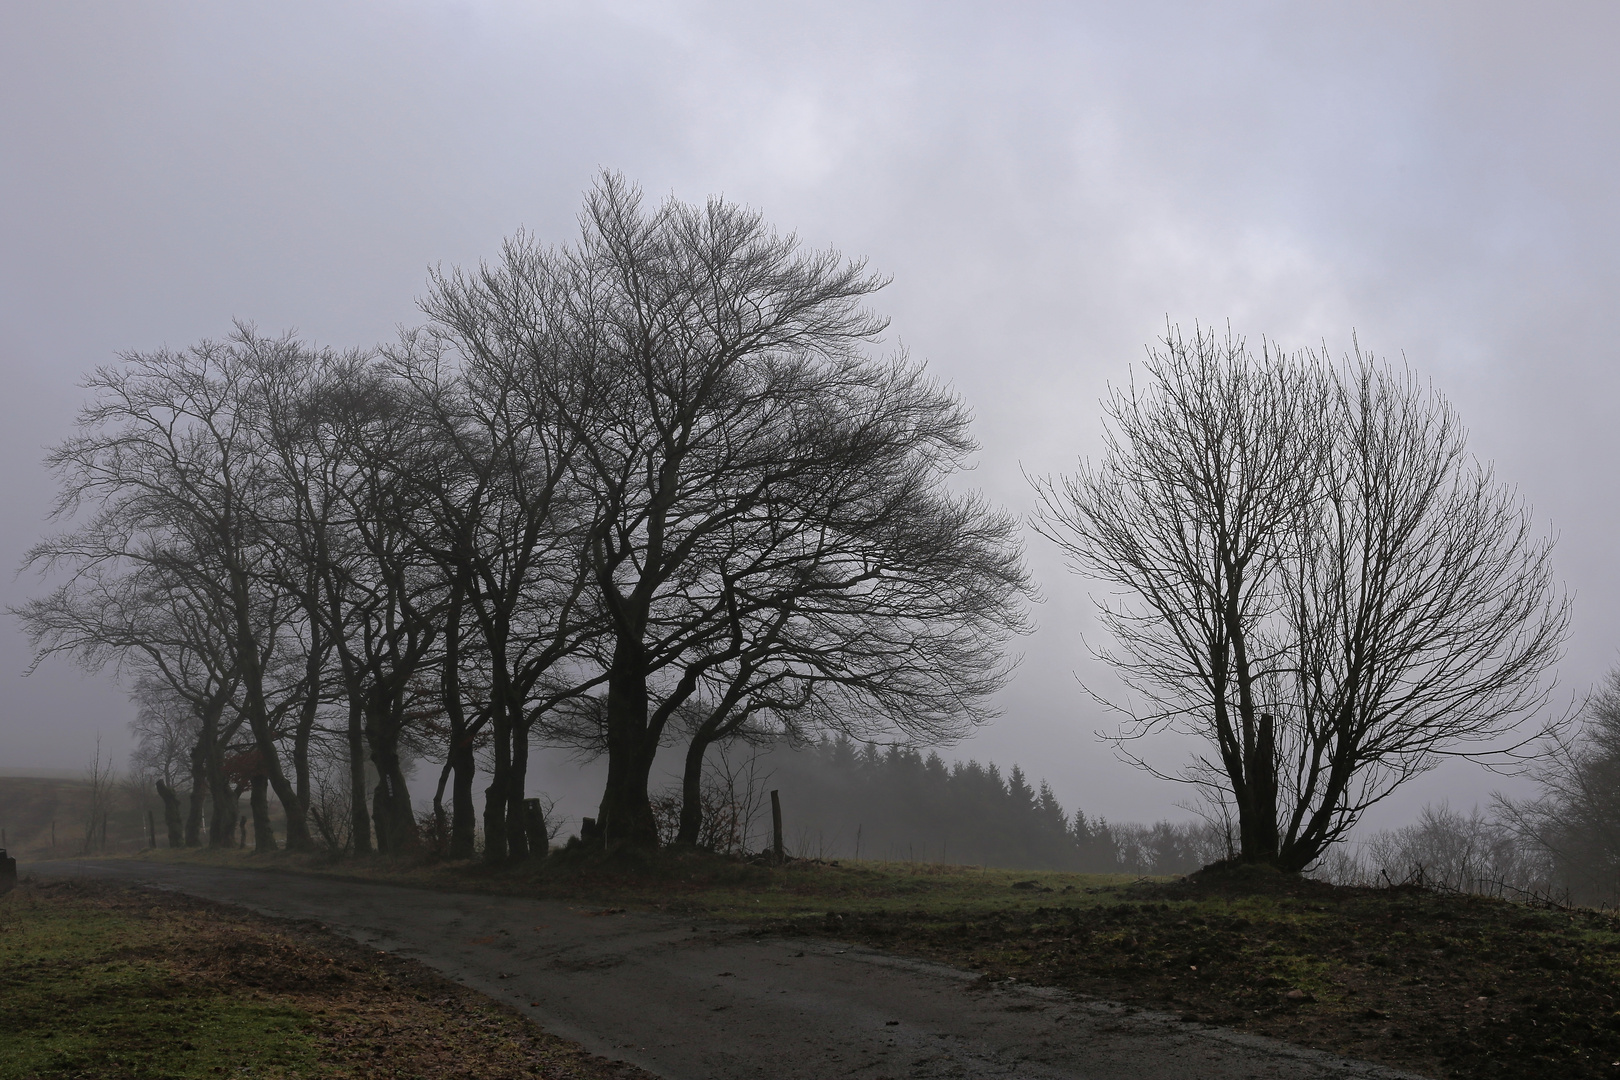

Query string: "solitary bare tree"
[[1033, 326, 1568, 870]]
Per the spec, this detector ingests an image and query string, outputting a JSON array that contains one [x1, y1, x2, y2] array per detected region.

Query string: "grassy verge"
[[0, 877, 653, 1080], [749, 862, 1619, 1080], [89, 846, 1620, 1078]]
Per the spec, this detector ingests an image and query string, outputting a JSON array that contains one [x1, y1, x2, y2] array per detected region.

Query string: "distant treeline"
[[678, 738, 1229, 876]]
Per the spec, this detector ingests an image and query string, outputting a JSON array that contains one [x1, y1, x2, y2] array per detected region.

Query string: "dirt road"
[[33, 859, 1421, 1080]]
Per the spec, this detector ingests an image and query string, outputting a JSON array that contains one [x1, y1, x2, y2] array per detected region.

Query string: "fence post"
[[522, 798, 547, 859], [770, 790, 783, 864]]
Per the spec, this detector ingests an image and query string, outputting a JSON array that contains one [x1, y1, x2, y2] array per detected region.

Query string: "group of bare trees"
[[16, 174, 1032, 859], [17, 176, 1574, 877]]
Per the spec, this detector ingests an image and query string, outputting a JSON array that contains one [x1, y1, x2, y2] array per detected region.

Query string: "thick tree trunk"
[[206, 734, 236, 849], [449, 725, 478, 859], [155, 780, 185, 847], [365, 694, 418, 855], [596, 749, 658, 851], [345, 695, 373, 855], [597, 655, 660, 850], [482, 697, 512, 863], [208, 786, 236, 848], [1235, 709, 1280, 865], [250, 775, 275, 852], [382, 757, 417, 850]]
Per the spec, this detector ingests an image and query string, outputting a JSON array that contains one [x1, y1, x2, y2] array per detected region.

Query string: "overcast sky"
[[4, 2, 1618, 831]]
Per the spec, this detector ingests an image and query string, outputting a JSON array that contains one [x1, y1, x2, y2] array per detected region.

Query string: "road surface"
[[30, 859, 1423, 1080]]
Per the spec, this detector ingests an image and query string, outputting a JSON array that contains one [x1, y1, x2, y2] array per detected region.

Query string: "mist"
[[5, 2, 1619, 836]]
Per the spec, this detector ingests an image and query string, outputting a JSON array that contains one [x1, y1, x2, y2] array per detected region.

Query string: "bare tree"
[[1499, 667, 1620, 905], [251, 349, 448, 854], [21, 330, 321, 849], [519, 173, 1028, 850], [387, 313, 600, 863], [129, 678, 197, 846], [17, 558, 245, 848], [81, 736, 117, 854], [1034, 326, 1568, 870]]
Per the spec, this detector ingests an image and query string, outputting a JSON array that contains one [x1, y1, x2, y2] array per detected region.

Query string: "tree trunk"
[[250, 774, 275, 852], [675, 734, 710, 847], [504, 704, 530, 860], [206, 736, 236, 849], [771, 789, 784, 863], [208, 789, 236, 849], [230, 571, 314, 851], [449, 724, 478, 859], [184, 746, 207, 847], [372, 781, 392, 854], [292, 626, 322, 818], [345, 694, 373, 855], [439, 589, 478, 859], [366, 696, 419, 855], [382, 757, 417, 850], [596, 733, 659, 852], [482, 701, 511, 864], [596, 650, 660, 850], [432, 759, 452, 856], [155, 780, 185, 847]]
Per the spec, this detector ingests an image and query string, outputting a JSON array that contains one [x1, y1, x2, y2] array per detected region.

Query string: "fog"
[[4, 2, 1618, 833]]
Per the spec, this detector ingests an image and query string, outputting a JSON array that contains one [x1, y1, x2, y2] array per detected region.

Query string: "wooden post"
[[770, 789, 783, 864], [522, 798, 548, 859]]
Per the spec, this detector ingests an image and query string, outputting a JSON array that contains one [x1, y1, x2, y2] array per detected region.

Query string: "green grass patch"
[[0, 879, 656, 1080], [0, 889, 319, 1079]]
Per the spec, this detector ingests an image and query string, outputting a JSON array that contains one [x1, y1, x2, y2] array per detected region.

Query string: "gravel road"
[[32, 859, 1423, 1080]]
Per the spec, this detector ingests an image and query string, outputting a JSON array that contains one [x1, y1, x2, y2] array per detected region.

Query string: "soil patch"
[[759, 871, 1620, 1079]]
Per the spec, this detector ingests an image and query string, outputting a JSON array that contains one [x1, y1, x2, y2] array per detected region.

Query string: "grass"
[[0, 877, 654, 1080], [0, 894, 317, 1078], [74, 845, 1620, 1077], [0, 776, 154, 859]]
